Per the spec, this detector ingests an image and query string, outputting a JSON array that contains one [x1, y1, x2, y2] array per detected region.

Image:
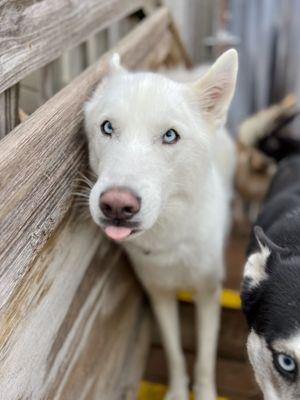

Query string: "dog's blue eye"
[[274, 353, 297, 377], [162, 129, 180, 144], [277, 354, 296, 372], [101, 120, 114, 136]]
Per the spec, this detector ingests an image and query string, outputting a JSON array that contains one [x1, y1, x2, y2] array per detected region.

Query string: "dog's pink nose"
[[100, 187, 141, 220]]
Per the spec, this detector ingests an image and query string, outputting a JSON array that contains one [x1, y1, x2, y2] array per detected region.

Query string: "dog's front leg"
[[194, 282, 221, 400], [150, 291, 189, 400]]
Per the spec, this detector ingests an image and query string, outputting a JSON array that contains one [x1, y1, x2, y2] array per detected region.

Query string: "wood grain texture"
[[168, 19, 193, 68], [0, 0, 145, 93], [138, 30, 172, 70], [0, 7, 170, 310], [0, 85, 19, 137], [0, 213, 151, 399]]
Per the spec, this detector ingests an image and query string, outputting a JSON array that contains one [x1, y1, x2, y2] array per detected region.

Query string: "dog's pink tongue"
[[105, 226, 132, 241]]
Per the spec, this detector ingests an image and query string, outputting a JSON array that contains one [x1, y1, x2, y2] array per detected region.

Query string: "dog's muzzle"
[[99, 186, 141, 240]]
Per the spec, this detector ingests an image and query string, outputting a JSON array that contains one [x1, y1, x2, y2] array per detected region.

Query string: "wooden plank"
[[87, 31, 108, 65], [61, 43, 88, 87], [168, 19, 193, 68], [40, 62, 57, 103], [138, 30, 173, 70], [0, 7, 171, 310], [0, 213, 151, 399], [0, 0, 145, 93], [0, 85, 19, 137], [19, 83, 41, 115]]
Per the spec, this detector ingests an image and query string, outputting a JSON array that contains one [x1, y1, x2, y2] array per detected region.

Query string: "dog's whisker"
[[74, 178, 92, 186], [72, 188, 91, 195], [72, 199, 90, 205], [77, 171, 96, 187], [74, 178, 94, 189], [72, 202, 90, 210], [73, 201, 90, 207], [73, 190, 89, 197], [72, 191, 90, 198]]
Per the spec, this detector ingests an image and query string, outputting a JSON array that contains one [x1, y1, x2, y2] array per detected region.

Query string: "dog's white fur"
[[244, 246, 270, 288], [84, 50, 238, 400]]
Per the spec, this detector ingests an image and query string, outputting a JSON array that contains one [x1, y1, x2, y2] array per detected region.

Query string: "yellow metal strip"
[[137, 381, 228, 400], [177, 288, 241, 310], [220, 288, 241, 310]]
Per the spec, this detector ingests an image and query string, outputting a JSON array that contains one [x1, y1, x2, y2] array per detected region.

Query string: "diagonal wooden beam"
[[0, 0, 146, 93]]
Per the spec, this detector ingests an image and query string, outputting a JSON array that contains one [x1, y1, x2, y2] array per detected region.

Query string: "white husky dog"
[[84, 49, 238, 400]]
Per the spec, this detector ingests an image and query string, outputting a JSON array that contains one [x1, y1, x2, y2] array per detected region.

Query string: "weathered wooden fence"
[[0, 2, 189, 398]]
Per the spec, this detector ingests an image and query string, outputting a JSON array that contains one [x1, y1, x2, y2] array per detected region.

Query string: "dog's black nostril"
[[100, 202, 114, 218], [123, 206, 133, 214], [102, 203, 110, 211], [121, 206, 136, 219]]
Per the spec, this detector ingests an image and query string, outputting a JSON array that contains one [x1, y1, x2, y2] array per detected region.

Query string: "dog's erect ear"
[[243, 229, 270, 289], [254, 226, 284, 253], [243, 226, 285, 289], [242, 226, 285, 322], [107, 53, 127, 76], [191, 49, 238, 126]]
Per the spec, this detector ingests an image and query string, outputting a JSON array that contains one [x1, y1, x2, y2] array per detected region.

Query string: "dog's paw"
[[194, 384, 217, 400], [164, 388, 189, 400]]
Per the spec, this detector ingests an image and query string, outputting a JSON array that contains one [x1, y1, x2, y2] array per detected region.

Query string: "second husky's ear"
[[191, 49, 238, 126], [254, 226, 284, 253], [107, 53, 127, 76], [242, 226, 272, 290]]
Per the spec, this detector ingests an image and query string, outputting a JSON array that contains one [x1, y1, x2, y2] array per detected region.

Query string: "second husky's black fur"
[[242, 155, 300, 343]]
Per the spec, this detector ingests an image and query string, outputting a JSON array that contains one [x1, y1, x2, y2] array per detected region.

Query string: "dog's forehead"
[[273, 332, 300, 356], [104, 72, 186, 112]]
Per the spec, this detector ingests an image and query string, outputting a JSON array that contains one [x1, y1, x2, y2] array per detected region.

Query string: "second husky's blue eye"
[[101, 120, 114, 136], [273, 352, 297, 380], [277, 354, 296, 372], [162, 129, 180, 144]]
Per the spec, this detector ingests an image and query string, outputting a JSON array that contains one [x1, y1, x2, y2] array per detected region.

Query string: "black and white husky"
[[84, 50, 238, 400], [242, 155, 300, 400]]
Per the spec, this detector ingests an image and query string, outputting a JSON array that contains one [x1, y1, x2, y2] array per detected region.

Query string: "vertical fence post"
[[0, 85, 20, 138]]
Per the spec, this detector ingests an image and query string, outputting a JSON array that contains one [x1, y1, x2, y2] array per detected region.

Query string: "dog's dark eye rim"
[[273, 351, 297, 381], [101, 120, 114, 136], [162, 128, 180, 144]]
